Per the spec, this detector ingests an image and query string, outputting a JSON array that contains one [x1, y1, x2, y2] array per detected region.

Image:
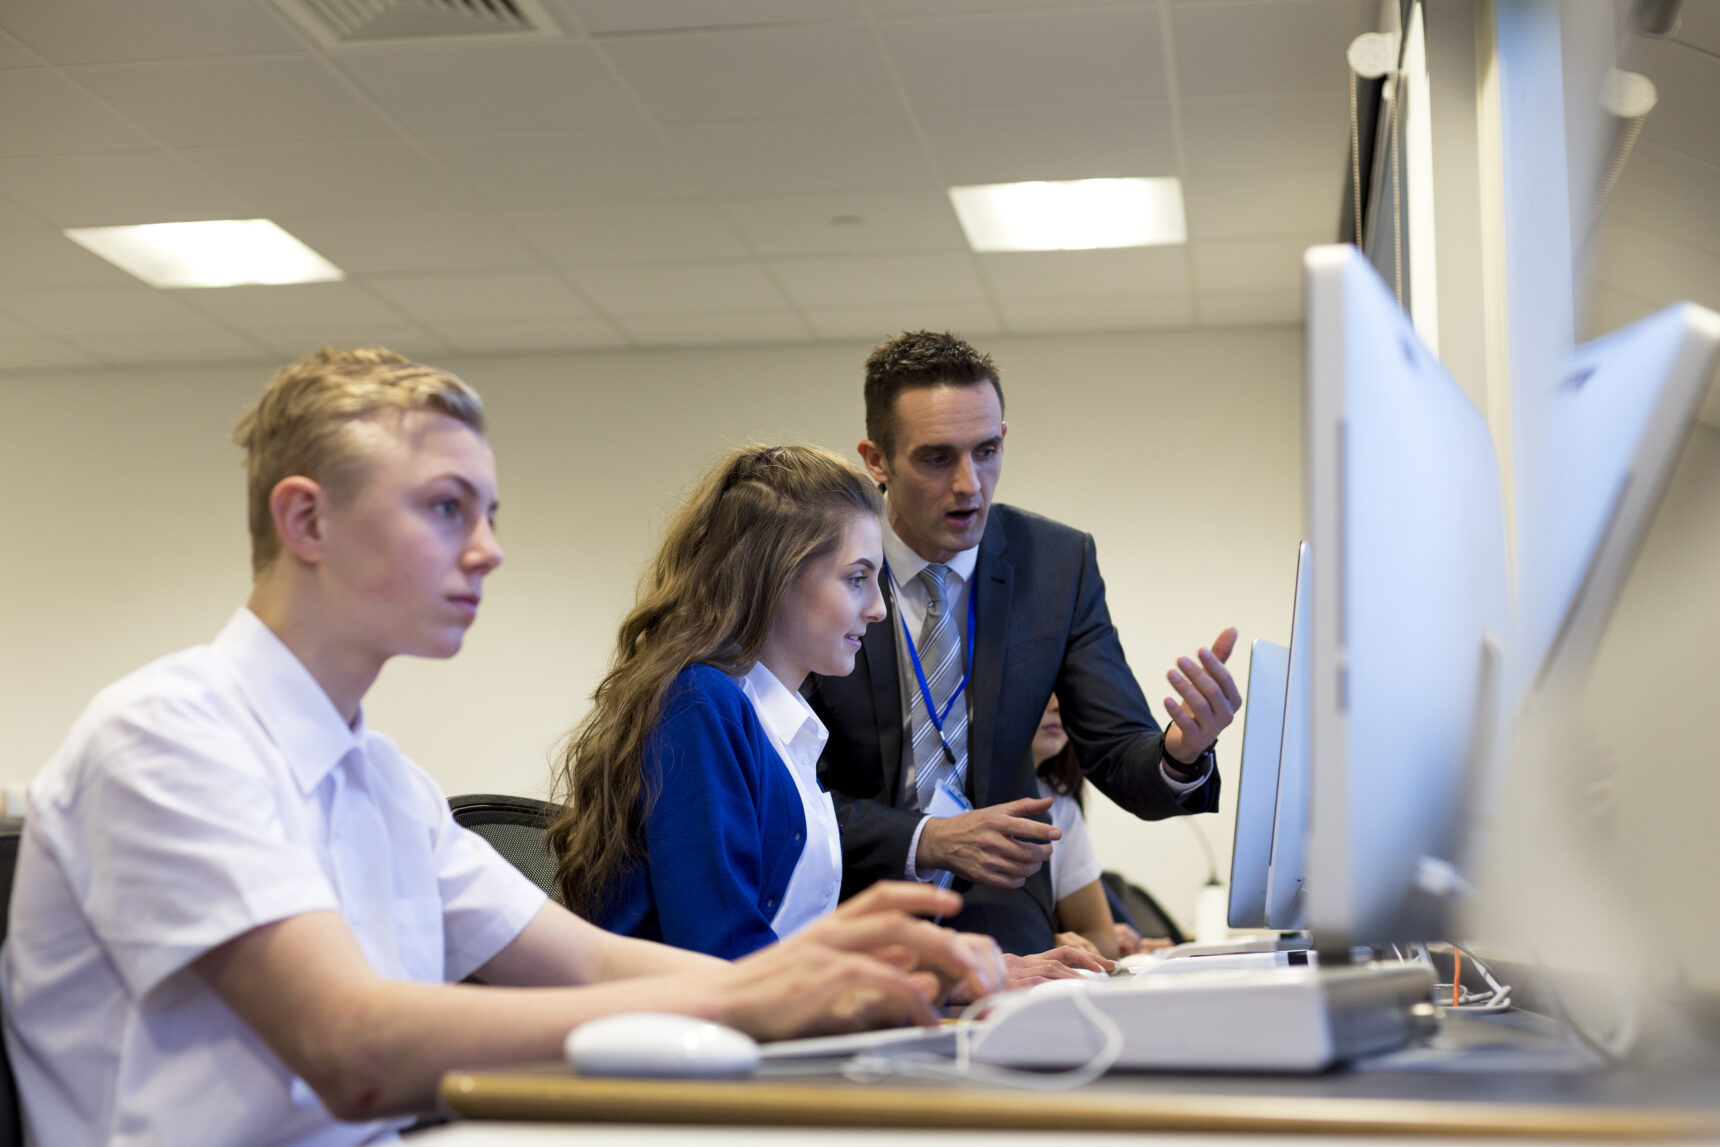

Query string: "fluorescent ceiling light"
[[948, 177, 1186, 252], [63, 220, 344, 288]]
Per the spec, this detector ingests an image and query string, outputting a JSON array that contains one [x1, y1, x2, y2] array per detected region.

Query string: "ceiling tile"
[[367, 270, 597, 323], [177, 282, 406, 330], [0, 226, 134, 288], [1173, 0, 1375, 98], [68, 56, 396, 148], [882, 9, 1166, 109], [998, 293, 1193, 332], [0, 0, 302, 64], [0, 152, 253, 227], [435, 317, 628, 353], [571, 261, 789, 315], [245, 323, 451, 362], [601, 23, 896, 122], [1184, 169, 1342, 240], [1578, 282, 1662, 341], [274, 210, 538, 275], [1635, 37, 1720, 170], [1194, 289, 1303, 326], [918, 101, 1178, 185], [425, 127, 700, 204], [1591, 219, 1720, 312], [0, 335, 98, 370], [721, 190, 965, 256], [867, 0, 1065, 13], [562, 0, 857, 34], [337, 41, 640, 135], [1610, 141, 1720, 256], [72, 329, 272, 365], [801, 302, 1001, 340], [0, 70, 152, 156], [509, 201, 749, 264], [978, 248, 1191, 300], [0, 313, 36, 338], [0, 285, 219, 335], [615, 310, 812, 346], [667, 116, 932, 195], [0, 196, 39, 228], [769, 252, 987, 308], [1190, 234, 1321, 293], [182, 140, 475, 214], [1182, 92, 1349, 174], [0, 29, 40, 67], [1671, 3, 1720, 56]]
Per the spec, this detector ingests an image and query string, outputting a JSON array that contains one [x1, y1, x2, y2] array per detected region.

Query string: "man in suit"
[[811, 331, 1240, 968]]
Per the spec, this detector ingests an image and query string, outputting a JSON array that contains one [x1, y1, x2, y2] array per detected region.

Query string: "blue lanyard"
[[885, 560, 976, 766]]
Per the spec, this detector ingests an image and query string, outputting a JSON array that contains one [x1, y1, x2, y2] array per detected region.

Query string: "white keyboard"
[[759, 1021, 968, 1062], [969, 963, 1435, 1073]]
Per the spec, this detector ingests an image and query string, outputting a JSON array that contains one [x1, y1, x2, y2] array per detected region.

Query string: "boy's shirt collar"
[[213, 607, 364, 795]]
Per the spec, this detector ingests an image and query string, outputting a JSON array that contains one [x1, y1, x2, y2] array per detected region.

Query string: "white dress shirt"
[[735, 662, 842, 938], [0, 608, 547, 1147], [879, 513, 1207, 882], [1037, 778, 1104, 904]]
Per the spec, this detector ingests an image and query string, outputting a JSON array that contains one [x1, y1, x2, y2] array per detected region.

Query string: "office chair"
[[0, 818, 25, 1147], [1101, 870, 1187, 947], [448, 794, 562, 904]]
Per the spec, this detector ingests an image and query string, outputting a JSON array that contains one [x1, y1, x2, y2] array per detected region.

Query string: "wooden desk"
[[438, 1066, 1718, 1140]]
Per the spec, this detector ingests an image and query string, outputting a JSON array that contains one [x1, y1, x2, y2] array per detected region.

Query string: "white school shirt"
[[0, 608, 547, 1147], [1036, 778, 1104, 905], [880, 514, 1205, 882], [735, 662, 841, 937]]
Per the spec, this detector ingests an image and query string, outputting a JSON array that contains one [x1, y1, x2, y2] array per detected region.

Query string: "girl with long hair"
[[548, 444, 888, 958], [1031, 693, 1124, 959]]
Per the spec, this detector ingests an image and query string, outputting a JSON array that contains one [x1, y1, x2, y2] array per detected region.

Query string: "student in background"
[[1031, 694, 1119, 959], [0, 352, 1001, 1147], [553, 446, 910, 959]]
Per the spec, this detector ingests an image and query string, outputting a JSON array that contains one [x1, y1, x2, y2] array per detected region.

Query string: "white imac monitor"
[[1226, 636, 1287, 930], [1263, 541, 1312, 931], [1477, 302, 1720, 990], [1518, 303, 1720, 692], [1303, 244, 1511, 953]]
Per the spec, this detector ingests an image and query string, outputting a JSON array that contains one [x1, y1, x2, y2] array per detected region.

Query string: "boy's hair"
[[863, 330, 1004, 458], [231, 347, 486, 575]]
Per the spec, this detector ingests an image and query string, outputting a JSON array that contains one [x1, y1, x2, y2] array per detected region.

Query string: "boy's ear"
[[269, 476, 328, 565]]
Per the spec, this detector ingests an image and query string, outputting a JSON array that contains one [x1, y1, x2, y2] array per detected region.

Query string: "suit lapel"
[[865, 575, 905, 803], [968, 516, 1012, 808]]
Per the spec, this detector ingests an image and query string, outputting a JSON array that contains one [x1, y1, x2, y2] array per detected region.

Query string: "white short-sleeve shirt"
[[0, 609, 547, 1147], [1037, 777, 1104, 906]]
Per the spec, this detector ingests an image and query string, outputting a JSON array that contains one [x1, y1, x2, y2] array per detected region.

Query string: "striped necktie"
[[908, 563, 968, 811]]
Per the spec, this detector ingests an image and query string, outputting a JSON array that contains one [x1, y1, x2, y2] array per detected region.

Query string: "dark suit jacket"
[[809, 503, 1221, 955]]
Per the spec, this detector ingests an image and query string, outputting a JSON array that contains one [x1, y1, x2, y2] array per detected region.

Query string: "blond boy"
[[0, 349, 998, 1146]]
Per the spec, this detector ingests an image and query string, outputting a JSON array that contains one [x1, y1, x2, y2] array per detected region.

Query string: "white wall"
[[0, 326, 1304, 931]]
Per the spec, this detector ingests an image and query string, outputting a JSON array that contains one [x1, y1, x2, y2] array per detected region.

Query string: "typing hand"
[[1003, 945, 1113, 989], [1163, 626, 1242, 770], [916, 797, 1059, 888]]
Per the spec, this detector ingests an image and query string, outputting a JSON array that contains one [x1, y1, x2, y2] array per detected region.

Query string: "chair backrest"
[[448, 794, 562, 904], [0, 818, 26, 1147]]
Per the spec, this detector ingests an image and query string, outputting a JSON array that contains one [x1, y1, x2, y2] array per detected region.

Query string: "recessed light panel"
[[63, 220, 344, 289], [948, 178, 1186, 252]]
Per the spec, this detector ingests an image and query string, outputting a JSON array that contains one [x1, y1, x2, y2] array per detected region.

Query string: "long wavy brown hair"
[[548, 444, 882, 918]]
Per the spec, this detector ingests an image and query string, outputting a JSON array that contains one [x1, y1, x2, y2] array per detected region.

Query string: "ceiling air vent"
[[274, 0, 560, 48]]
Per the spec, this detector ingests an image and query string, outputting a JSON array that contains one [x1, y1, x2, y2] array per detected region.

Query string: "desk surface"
[[437, 1064, 1719, 1140]]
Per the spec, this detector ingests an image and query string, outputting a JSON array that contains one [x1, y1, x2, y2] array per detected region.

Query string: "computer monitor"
[[1475, 302, 1720, 989], [1226, 636, 1288, 930], [1263, 541, 1312, 931], [1302, 244, 1511, 953]]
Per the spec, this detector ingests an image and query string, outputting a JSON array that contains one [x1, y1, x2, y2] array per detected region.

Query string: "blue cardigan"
[[594, 664, 809, 959]]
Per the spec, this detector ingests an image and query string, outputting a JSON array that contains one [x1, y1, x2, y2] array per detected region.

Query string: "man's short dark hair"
[[863, 330, 1004, 458]]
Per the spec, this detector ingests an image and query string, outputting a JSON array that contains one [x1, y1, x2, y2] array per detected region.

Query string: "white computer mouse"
[[564, 1012, 760, 1079]]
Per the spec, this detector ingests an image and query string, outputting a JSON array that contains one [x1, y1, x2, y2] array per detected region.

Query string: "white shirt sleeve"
[[47, 697, 341, 1000], [1041, 780, 1104, 907]]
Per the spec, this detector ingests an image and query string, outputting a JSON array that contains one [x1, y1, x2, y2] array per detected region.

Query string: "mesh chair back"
[[0, 818, 25, 1147], [448, 795, 562, 904]]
